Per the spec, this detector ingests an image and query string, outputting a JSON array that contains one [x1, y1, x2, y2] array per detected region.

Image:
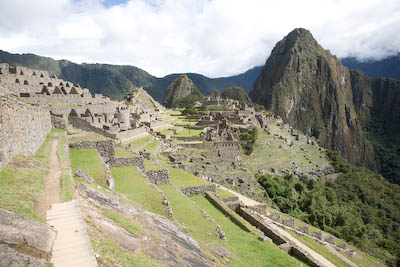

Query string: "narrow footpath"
[[36, 133, 61, 219], [38, 133, 97, 266]]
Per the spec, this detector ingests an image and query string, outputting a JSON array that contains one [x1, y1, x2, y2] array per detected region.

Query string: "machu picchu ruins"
[[1, 21, 399, 267]]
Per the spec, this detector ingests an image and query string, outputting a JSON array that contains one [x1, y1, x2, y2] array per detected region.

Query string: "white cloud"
[[0, 0, 399, 77]]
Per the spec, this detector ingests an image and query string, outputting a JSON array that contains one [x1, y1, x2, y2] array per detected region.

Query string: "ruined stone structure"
[[0, 63, 111, 107], [180, 184, 216, 195], [0, 95, 52, 170]]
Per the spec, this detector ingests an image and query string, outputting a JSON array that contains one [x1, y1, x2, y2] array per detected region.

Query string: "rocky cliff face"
[[250, 28, 400, 182], [250, 28, 374, 166], [163, 74, 203, 108]]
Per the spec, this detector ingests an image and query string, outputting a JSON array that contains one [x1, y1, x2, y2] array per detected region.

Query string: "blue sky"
[[0, 0, 399, 77], [101, 0, 128, 8]]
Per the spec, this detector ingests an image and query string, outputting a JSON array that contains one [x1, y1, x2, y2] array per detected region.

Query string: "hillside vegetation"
[[0, 50, 262, 101], [257, 151, 400, 266]]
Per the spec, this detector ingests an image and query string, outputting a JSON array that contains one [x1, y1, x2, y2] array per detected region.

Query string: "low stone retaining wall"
[[237, 207, 286, 245], [145, 168, 170, 184], [205, 192, 260, 234], [180, 184, 216, 195], [222, 196, 239, 203], [108, 156, 144, 170]]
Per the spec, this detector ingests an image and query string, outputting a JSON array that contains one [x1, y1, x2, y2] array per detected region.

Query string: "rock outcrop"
[[163, 74, 203, 108], [250, 28, 400, 171], [0, 208, 55, 266]]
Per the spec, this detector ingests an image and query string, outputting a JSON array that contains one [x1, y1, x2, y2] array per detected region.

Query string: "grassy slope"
[[0, 129, 54, 220], [191, 195, 301, 267], [114, 147, 135, 158], [70, 148, 108, 187], [111, 166, 168, 217]]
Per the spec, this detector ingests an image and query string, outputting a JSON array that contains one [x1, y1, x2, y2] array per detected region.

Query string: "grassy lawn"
[[166, 165, 209, 187], [157, 184, 219, 243], [174, 128, 202, 137], [143, 139, 159, 153], [111, 166, 168, 217], [144, 159, 161, 171], [57, 130, 74, 202], [115, 147, 135, 158], [191, 195, 301, 267], [0, 129, 58, 221], [216, 188, 236, 199], [125, 136, 152, 150], [68, 133, 110, 143], [70, 148, 108, 187]]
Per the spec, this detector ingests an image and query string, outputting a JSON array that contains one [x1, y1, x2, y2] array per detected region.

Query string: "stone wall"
[[108, 157, 145, 170], [145, 169, 170, 184], [68, 116, 115, 139], [180, 184, 216, 195], [205, 192, 260, 234], [0, 95, 52, 170], [237, 207, 286, 245], [51, 114, 67, 129]]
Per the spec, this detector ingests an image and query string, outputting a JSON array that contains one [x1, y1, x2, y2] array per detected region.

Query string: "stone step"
[[52, 253, 97, 267], [52, 241, 92, 252], [52, 247, 94, 262]]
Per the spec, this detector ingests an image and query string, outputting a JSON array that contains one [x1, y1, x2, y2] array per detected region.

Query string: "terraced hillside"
[[246, 123, 332, 178]]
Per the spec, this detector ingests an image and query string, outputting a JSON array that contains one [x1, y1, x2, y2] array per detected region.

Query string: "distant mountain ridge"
[[0, 50, 262, 101], [342, 54, 400, 81]]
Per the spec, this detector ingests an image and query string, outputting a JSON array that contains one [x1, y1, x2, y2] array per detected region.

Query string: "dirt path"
[[36, 134, 61, 219], [325, 244, 359, 267], [216, 184, 261, 206]]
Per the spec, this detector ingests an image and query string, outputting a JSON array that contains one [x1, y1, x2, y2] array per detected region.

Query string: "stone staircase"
[[46, 200, 98, 267]]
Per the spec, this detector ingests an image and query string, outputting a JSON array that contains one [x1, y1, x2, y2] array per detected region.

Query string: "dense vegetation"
[[257, 151, 400, 266], [239, 126, 257, 155], [220, 86, 253, 105], [0, 50, 262, 101], [163, 75, 203, 108]]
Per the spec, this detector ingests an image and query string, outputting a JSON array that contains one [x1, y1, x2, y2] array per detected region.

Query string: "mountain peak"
[[163, 74, 203, 108]]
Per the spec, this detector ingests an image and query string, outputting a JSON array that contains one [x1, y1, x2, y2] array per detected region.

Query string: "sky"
[[0, 0, 399, 78]]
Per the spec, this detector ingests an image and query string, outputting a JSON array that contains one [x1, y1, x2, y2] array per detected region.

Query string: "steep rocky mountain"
[[342, 54, 400, 80], [163, 74, 203, 108], [0, 50, 262, 101], [250, 28, 400, 184], [220, 86, 253, 105]]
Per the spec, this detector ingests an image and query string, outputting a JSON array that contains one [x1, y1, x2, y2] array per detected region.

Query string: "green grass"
[[174, 127, 202, 137], [285, 229, 349, 267], [103, 209, 144, 236], [70, 148, 108, 187], [57, 130, 74, 202], [144, 160, 161, 171], [191, 195, 302, 267], [111, 166, 168, 217], [115, 147, 135, 158], [125, 136, 152, 149], [68, 133, 110, 143], [216, 188, 236, 200], [0, 129, 60, 221], [157, 184, 218, 243], [143, 139, 159, 154], [89, 232, 161, 267], [166, 165, 209, 187]]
